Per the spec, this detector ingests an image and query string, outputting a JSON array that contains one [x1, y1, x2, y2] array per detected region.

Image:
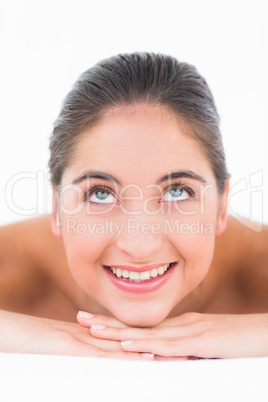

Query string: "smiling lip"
[[103, 262, 177, 294], [103, 262, 172, 273]]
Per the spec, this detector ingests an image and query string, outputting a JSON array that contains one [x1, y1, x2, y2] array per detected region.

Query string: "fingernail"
[[121, 340, 134, 346], [78, 311, 95, 319], [141, 353, 154, 359], [91, 324, 106, 329]]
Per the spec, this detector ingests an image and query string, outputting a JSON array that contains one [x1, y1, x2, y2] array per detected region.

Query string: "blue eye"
[[95, 190, 110, 200], [162, 185, 192, 202], [85, 187, 117, 204]]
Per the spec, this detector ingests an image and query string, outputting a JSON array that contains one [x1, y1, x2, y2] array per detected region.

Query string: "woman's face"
[[54, 105, 228, 327]]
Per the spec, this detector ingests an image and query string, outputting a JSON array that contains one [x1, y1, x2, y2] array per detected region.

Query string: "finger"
[[154, 355, 189, 361], [67, 340, 154, 360], [77, 311, 128, 329], [62, 326, 154, 353], [120, 336, 203, 358], [89, 322, 201, 341], [155, 312, 203, 328], [153, 356, 204, 361], [91, 348, 154, 361], [74, 333, 124, 351], [80, 343, 155, 360]]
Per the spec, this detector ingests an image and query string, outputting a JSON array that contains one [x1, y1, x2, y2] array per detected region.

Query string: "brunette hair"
[[49, 52, 230, 193]]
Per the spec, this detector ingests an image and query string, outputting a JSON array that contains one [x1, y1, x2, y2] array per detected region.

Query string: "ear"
[[51, 185, 62, 238], [215, 180, 229, 237]]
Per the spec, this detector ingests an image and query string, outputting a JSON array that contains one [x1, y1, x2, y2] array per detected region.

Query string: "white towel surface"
[[0, 353, 268, 402]]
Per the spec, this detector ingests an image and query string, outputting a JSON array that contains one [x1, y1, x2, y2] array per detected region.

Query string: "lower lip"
[[103, 263, 177, 294]]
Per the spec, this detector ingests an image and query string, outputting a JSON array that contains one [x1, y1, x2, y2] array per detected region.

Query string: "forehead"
[[63, 105, 214, 185]]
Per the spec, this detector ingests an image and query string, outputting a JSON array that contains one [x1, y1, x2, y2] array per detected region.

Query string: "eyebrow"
[[72, 169, 207, 186], [72, 170, 121, 185], [157, 170, 207, 185]]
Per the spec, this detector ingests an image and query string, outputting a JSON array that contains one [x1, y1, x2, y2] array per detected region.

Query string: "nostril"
[[116, 230, 163, 260]]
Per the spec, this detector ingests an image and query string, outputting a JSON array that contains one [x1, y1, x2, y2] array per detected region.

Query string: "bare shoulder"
[[222, 217, 268, 312], [205, 216, 268, 313], [0, 215, 65, 270], [215, 216, 268, 263], [0, 216, 67, 313]]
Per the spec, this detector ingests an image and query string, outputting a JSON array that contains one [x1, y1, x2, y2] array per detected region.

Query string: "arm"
[[0, 218, 147, 359], [0, 308, 151, 359], [77, 311, 268, 360]]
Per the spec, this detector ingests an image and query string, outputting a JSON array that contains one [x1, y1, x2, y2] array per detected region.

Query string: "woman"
[[1, 53, 268, 360]]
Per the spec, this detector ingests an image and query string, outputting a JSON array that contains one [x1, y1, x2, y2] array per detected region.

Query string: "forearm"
[[78, 311, 268, 359]]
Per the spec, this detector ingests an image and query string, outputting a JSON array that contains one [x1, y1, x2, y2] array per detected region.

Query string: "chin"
[[113, 306, 169, 328]]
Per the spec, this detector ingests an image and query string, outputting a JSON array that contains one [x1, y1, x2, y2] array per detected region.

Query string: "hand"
[[77, 311, 268, 360], [0, 309, 148, 360]]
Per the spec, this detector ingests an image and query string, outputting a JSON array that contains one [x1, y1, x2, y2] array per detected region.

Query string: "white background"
[[1, 0, 268, 227], [1, 2, 268, 396]]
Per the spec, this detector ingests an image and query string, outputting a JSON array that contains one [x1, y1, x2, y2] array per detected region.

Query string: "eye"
[[161, 184, 195, 202], [84, 186, 118, 204]]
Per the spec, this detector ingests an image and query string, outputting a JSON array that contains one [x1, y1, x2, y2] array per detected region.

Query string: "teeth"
[[109, 263, 172, 282], [150, 268, 158, 278], [140, 271, 150, 280], [129, 271, 139, 280], [116, 268, 122, 278]]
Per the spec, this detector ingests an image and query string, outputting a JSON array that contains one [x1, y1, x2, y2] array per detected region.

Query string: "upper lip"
[[103, 262, 174, 273]]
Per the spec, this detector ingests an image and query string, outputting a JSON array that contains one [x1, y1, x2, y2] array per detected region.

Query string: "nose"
[[116, 217, 163, 262]]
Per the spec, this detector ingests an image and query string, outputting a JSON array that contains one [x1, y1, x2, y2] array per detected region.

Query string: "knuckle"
[[164, 338, 178, 349], [111, 326, 120, 334], [92, 314, 110, 325], [97, 347, 111, 359], [99, 315, 110, 324]]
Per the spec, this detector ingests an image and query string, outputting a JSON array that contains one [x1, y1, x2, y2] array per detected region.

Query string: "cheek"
[[177, 231, 215, 269], [60, 216, 112, 285], [168, 228, 215, 298], [167, 196, 219, 278]]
